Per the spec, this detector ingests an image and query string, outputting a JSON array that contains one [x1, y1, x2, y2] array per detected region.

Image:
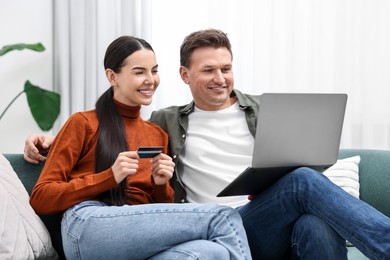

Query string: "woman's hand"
[[150, 153, 175, 185], [111, 151, 139, 183]]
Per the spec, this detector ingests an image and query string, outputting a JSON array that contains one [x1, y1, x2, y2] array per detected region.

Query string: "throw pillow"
[[323, 155, 361, 199], [0, 154, 58, 259]]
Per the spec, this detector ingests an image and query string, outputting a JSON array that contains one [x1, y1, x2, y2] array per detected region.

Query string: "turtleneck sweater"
[[30, 100, 174, 215]]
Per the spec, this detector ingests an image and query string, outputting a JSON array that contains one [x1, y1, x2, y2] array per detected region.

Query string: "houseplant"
[[0, 43, 60, 131]]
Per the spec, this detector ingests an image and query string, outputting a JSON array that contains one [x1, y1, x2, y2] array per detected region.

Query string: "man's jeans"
[[238, 167, 390, 260], [61, 201, 252, 260]]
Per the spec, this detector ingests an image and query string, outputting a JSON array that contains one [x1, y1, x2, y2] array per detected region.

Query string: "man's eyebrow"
[[202, 64, 232, 69]]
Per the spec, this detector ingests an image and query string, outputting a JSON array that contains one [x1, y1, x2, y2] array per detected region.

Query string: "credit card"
[[137, 146, 164, 158]]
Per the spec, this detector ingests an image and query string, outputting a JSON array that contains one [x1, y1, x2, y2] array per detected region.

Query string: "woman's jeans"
[[61, 202, 252, 260], [238, 167, 390, 260]]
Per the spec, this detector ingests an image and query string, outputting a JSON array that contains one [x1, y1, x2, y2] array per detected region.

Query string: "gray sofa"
[[3, 149, 390, 259]]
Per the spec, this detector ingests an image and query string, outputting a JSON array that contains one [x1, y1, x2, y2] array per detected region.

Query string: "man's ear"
[[106, 69, 117, 86], [179, 66, 190, 84]]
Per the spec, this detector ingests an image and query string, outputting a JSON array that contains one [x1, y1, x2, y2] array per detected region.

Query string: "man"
[[25, 29, 390, 259]]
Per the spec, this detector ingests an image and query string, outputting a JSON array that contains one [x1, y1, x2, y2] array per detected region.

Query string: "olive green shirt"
[[150, 89, 260, 203]]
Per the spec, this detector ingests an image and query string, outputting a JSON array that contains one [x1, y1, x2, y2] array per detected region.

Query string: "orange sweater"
[[30, 101, 174, 215]]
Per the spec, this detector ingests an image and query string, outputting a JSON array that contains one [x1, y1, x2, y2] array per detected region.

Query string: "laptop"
[[217, 93, 347, 197]]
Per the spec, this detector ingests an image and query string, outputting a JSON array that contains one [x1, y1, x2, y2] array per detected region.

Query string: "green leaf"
[[24, 80, 60, 131], [0, 43, 45, 56]]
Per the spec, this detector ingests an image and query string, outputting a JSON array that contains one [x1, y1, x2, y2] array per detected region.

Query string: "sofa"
[[3, 149, 390, 259]]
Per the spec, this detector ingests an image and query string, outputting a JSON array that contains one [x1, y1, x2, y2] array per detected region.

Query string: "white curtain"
[[52, 0, 390, 150], [53, 0, 151, 132], [150, 0, 390, 150]]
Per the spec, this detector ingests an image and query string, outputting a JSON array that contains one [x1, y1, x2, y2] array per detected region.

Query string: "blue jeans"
[[238, 167, 390, 260], [61, 201, 252, 260]]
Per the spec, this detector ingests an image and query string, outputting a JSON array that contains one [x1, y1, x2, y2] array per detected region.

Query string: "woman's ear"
[[179, 66, 190, 84], [106, 69, 117, 86]]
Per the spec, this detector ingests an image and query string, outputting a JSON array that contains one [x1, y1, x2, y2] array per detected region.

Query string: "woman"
[[30, 36, 252, 260]]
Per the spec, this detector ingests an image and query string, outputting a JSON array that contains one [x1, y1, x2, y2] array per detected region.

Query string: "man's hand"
[[24, 134, 54, 164]]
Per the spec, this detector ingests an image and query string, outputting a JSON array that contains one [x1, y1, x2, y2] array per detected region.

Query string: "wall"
[[150, 0, 390, 150], [2, 0, 390, 152], [0, 0, 53, 153]]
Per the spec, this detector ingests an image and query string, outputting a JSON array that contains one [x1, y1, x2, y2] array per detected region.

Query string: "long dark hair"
[[95, 36, 154, 205]]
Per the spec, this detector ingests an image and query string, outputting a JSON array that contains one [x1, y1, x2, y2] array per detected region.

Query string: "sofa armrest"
[[339, 149, 390, 217], [3, 153, 65, 259], [3, 154, 44, 195]]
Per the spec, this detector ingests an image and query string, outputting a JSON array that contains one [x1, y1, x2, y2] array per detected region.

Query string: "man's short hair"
[[180, 29, 233, 68]]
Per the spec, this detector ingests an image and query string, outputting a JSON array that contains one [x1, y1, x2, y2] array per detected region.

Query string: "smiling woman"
[[107, 46, 160, 107]]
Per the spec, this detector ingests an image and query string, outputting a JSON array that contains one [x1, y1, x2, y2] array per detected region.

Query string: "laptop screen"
[[252, 93, 347, 170]]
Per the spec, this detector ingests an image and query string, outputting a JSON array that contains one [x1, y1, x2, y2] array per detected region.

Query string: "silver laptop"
[[217, 93, 347, 197]]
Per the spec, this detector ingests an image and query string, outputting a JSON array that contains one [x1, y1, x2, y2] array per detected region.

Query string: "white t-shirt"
[[177, 102, 254, 208]]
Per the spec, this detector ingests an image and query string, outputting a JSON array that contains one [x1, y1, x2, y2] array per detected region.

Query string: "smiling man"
[[180, 46, 235, 110]]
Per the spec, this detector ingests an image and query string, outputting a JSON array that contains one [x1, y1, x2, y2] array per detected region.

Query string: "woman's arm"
[[30, 113, 117, 214]]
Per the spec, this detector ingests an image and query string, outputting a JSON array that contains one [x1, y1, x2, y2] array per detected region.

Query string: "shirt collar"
[[113, 99, 141, 119], [179, 89, 253, 116]]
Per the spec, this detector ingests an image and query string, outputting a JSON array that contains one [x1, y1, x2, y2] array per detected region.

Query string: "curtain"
[[52, 0, 151, 132], [150, 0, 390, 149], [52, 0, 390, 149]]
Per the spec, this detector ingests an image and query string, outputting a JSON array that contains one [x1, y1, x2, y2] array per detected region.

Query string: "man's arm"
[[24, 134, 54, 164]]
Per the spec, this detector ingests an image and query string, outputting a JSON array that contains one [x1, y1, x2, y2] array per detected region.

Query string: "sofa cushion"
[[0, 154, 58, 259], [323, 156, 360, 199]]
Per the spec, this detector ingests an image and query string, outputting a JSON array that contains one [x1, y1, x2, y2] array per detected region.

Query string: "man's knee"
[[292, 214, 347, 258], [293, 214, 336, 241]]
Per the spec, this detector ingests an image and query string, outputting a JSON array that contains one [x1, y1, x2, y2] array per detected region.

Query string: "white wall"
[[2, 0, 390, 152], [150, 0, 390, 150], [0, 0, 53, 153]]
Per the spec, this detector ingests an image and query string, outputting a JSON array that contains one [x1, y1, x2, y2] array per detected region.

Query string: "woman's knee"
[[205, 204, 244, 226], [148, 240, 230, 260]]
